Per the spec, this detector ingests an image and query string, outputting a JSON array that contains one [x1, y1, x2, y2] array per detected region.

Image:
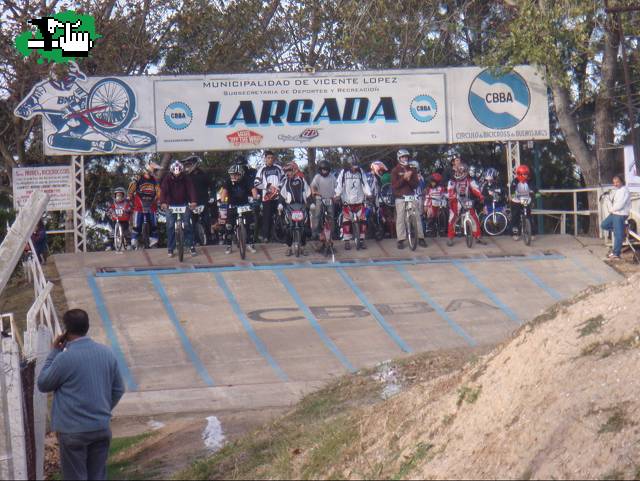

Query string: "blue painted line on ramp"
[[453, 261, 521, 325], [395, 266, 477, 347], [86, 275, 138, 392], [150, 274, 215, 387], [94, 254, 567, 278], [568, 257, 606, 284], [517, 264, 563, 301], [336, 268, 413, 354], [275, 270, 356, 373], [214, 273, 289, 382]]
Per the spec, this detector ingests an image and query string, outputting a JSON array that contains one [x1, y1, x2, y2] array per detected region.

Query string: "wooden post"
[[24, 327, 51, 481], [2, 338, 28, 480]]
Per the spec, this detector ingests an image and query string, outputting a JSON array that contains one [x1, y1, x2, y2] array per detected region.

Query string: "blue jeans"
[[166, 208, 193, 252], [58, 429, 111, 480], [601, 214, 626, 256]]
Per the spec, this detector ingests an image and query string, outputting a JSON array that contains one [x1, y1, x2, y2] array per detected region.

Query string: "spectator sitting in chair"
[[601, 174, 631, 261]]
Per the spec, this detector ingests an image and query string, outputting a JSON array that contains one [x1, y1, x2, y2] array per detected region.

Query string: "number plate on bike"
[[291, 210, 304, 222], [463, 200, 474, 209], [518, 196, 531, 205], [322, 198, 333, 207], [169, 206, 186, 214], [237, 205, 252, 214], [192, 205, 205, 214], [403, 195, 418, 202], [432, 198, 446, 207], [115, 209, 124, 216]]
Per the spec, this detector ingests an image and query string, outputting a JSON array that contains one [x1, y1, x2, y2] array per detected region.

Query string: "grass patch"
[[598, 409, 628, 435], [394, 442, 433, 480], [442, 414, 456, 427], [107, 432, 155, 481], [601, 469, 625, 480], [529, 284, 608, 329], [580, 331, 640, 358], [300, 416, 358, 479], [577, 315, 605, 338], [456, 385, 482, 407]]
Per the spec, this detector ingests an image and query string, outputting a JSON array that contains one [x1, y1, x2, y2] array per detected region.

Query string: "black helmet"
[[228, 164, 244, 177], [318, 160, 330, 175], [233, 155, 248, 166]]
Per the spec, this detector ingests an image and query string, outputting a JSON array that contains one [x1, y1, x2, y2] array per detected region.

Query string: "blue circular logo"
[[164, 102, 192, 130], [410, 95, 437, 123], [468, 70, 530, 130]]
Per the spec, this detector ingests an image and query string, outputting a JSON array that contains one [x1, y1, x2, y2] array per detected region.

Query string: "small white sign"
[[12, 165, 73, 211]]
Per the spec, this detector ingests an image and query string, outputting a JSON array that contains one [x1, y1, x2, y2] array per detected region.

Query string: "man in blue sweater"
[[38, 309, 125, 481]]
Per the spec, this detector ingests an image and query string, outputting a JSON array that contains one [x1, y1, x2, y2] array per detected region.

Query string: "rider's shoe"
[[476, 238, 487, 245], [344, 241, 351, 251], [397, 240, 406, 250], [446, 238, 454, 247], [225, 245, 232, 255], [512, 235, 520, 241], [149, 237, 159, 247], [418, 238, 428, 248], [105, 246, 112, 252], [190, 247, 197, 256], [248, 244, 257, 253], [358, 240, 366, 250], [286, 248, 293, 256], [131, 238, 138, 249], [168, 251, 174, 258]]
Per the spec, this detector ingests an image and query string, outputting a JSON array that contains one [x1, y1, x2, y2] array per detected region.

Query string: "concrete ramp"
[[53, 235, 620, 418]]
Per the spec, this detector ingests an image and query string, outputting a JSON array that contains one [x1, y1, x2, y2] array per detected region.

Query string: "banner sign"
[[14, 64, 549, 156], [12, 165, 73, 210], [624, 145, 640, 192]]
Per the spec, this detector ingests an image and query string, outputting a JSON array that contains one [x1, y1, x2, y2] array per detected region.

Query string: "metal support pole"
[[573, 191, 578, 236], [533, 142, 544, 235], [73, 156, 86, 253], [506, 141, 521, 197]]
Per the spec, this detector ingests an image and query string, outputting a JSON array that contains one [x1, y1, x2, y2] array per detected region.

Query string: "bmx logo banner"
[[14, 62, 157, 155], [14, 11, 99, 63], [14, 66, 549, 155]]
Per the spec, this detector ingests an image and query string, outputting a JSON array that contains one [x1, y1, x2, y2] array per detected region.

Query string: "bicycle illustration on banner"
[[14, 61, 156, 154]]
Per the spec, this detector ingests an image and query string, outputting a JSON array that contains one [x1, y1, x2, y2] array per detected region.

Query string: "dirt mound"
[[176, 273, 640, 480], [345, 273, 640, 479]]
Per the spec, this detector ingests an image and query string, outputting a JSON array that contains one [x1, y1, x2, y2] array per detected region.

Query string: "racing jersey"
[[128, 175, 160, 212], [254, 164, 284, 199], [282, 176, 311, 205], [335, 168, 372, 205], [425, 185, 447, 207], [223, 179, 253, 206], [510, 178, 536, 203], [107, 199, 132, 221], [447, 177, 484, 202]]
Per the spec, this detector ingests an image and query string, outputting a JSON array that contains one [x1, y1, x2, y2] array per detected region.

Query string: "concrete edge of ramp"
[[113, 380, 325, 418]]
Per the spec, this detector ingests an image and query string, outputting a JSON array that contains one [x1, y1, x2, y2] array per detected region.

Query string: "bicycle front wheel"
[[114, 222, 124, 252], [293, 229, 301, 257], [177, 220, 184, 262], [483, 211, 508, 236], [238, 222, 247, 259], [464, 218, 474, 248], [407, 215, 417, 250], [522, 217, 532, 246]]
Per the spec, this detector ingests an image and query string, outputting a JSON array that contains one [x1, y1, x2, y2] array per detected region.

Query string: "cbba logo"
[[164, 102, 192, 130], [468, 69, 530, 130], [410, 95, 437, 123]]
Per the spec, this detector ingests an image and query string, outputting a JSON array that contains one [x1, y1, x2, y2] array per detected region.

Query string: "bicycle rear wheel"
[[177, 220, 184, 262], [522, 217, 532, 246], [196, 222, 206, 246], [238, 222, 247, 259], [464, 218, 474, 248]]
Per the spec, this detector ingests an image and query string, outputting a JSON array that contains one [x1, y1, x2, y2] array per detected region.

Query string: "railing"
[[532, 187, 602, 236]]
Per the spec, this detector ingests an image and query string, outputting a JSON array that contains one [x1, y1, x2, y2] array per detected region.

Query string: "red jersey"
[[108, 199, 132, 221]]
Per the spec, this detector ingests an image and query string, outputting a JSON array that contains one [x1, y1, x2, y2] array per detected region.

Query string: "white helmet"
[[170, 160, 184, 176], [397, 148, 410, 165]]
